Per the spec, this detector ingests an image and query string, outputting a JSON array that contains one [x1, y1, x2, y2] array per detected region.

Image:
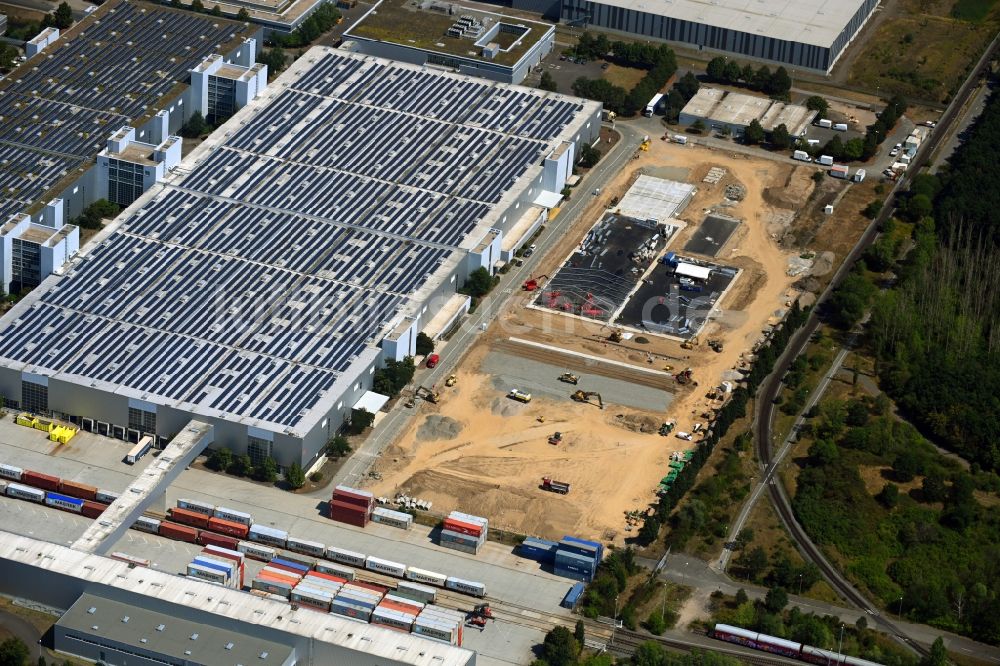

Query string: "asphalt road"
[[0, 609, 43, 662]]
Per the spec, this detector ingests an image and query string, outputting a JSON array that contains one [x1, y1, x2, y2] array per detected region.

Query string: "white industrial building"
[[0, 49, 601, 468], [679, 87, 817, 137], [558, 0, 879, 73]]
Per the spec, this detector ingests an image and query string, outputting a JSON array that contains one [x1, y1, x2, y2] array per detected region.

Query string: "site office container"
[[207, 516, 250, 539], [59, 480, 98, 501], [199, 531, 240, 551], [159, 521, 199, 543], [169, 507, 211, 529], [442, 518, 483, 538], [315, 560, 356, 580], [22, 470, 60, 492], [81, 500, 106, 519]]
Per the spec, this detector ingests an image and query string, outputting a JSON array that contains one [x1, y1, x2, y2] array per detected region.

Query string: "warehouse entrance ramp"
[[71, 420, 214, 555]]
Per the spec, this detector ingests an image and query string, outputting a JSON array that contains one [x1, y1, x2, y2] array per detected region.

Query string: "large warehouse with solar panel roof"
[[0, 48, 601, 467]]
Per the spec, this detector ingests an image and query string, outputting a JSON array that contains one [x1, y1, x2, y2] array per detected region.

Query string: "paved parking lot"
[[684, 214, 740, 257]]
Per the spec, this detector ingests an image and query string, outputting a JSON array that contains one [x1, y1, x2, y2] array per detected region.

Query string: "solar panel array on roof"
[[0, 50, 590, 431], [0, 0, 244, 218]]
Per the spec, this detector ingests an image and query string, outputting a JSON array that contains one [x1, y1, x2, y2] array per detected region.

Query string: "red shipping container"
[[207, 516, 250, 539], [379, 600, 421, 616], [268, 561, 307, 576], [81, 500, 106, 519], [332, 488, 374, 509], [22, 470, 60, 492], [351, 580, 389, 594], [169, 507, 211, 529], [159, 521, 199, 543], [329, 498, 370, 515], [306, 571, 347, 585], [442, 518, 482, 538], [59, 480, 98, 501], [258, 571, 300, 586], [329, 501, 369, 527], [198, 531, 240, 550]]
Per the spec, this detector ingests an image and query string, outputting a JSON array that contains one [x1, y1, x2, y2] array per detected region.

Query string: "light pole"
[[838, 623, 845, 656], [897, 596, 904, 619], [798, 573, 803, 596], [611, 594, 621, 645]]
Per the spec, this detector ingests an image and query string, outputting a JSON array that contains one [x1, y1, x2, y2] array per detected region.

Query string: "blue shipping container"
[[559, 536, 603, 562], [45, 492, 84, 507], [553, 565, 593, 582], [562, 583, 585, 609], [519, 537, 558, 563], [554, 549, 597, 572], [271, 557, 309, 574]]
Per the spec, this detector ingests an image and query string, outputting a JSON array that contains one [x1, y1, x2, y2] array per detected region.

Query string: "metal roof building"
[[0, 48, 600, 467], [678, 87, 816, 137], [558, 0, 879, 72]]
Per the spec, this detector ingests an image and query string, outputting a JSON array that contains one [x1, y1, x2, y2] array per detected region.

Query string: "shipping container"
[[286, 536, 326, 558], [199, 531, 240, 550], [45, 491, 84, 513], [188, 563, 228, 586], [336, 591, 381, 609], [177, 498, 215, 516], [315, 560, 356, 580], [306, 570, 348, 585], [95, 489, 120, 504], [830, 165, 849, 179], [560, 536, 604, 561], [0, 463, 22, 481], [414, 620, 461, 645], [159, 521, 199, 543], [331, 601, 372, 621], [271, 557, 310, 574], [552, 564, 593, 582], [193, 556, 236, 581], [519, 537, 558, 562], [300, 576, 343, 594], [406, 566, 447, 587], [817, 155, 834, 166], [82, 500, 106, 519], [207, 516, 250, 539], [248, 524, 288, 548], [445, 577, 486, 597], [817, 118, 833, 128], [213, 505, 253, 527], [268, 561, 307, 578], [291, 587, 333, 610], [0, 481, 6, 495], [169, 507, 211, 529], [328, 500, 370, 527], [58, 479, 97, 501], [326, 546, 367, 568], [133, 516, 161, 534], [333, 485, 374, 507], [237, 541, 276, 561], [449, 511, 488, 526], [381, 597, 425, 616], [252, 577, 293, 597], [365, 555, 407, 578], [125, 436, 153, 464], [278, 551, 318, 569], [554, 549, 598, 572], [562, 582, 585, 609], [395, 581, 437, 604], [22, 470, 60, 492], [372, 507, 413, 530], [438, 540, 480, 556], [347, 580, 390, 595], [202, 544, 245, 565], [5, 482, 44, 502], [372, 607, 416, 631], [443, 517, 483, 538], [110, 552, 151, 567]]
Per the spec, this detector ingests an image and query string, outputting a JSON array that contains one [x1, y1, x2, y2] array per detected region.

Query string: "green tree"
[[764, 586, 788, 613], [706, 56, 727, 81], [922, 637, 948, 666], [863, 199, 883, 220], [0, 638, 29, 666], [769, 123, 792, 150], [735, 588, 749, 605], [539, 71, 558, 93], [675, 71, 700, 101], [574, 619, 585, 647], [737, 546, 768, 580], [540, 626, 579, 666], [206, 447, 233, 472], [210, 4, 223, 16], [460, 267, 495, 298], [632, 640, 666, 666], [285, 461, 305, 489], [326, 434, 351, 458], [579, 143, 602, 168], [877, 482, 899, 508], [768, 66, 792, 97], [228, 454, 252, 477], [415, 331, 435, 356], [904, 193, 933, 222], [38, 657, 47, 666], [237, 6, 251, 20], [644, 609, 667, 635], [723, 60, 742, 83], [843, 137, 865, 161], [808, 439, 839, 466], [372, 357, 415, 397], [846, 399, 870, 426], [805, 95, 829, 118], [637, 514, 660, 545], [253, 456, 278, 482], [180, 111, 210, 138], [0, 44, 17, 70], [349, 408, 375, 434], [744, 119, 765, 145], [824, 135, 845, 160], [260, 47, 288, 75], [734, 527, 754, 551], [51, 1, 73, 28], [921, 471, 947, 503], [190, 0, 205, 11], [690, 119, 707, 134], [893, 448, 921, 481]]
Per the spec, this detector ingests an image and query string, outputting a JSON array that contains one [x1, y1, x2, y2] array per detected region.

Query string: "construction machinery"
[[467, 603, 494, 629], [571, 390, 604, 409], [558, 372, 579, 385], [542, 477, 571, 494], [681, 336, 698, 350], [508, 388, 532, 403], [445, 374, 457, 387], [608, 328, 623, 343], [548, 431, 563, 445], [415, 386, 440, 403], [675, 368, 693, 385], [640, 136, 651, 151], [707, 339, 723, 352], [522, 275, 549, 291], [658, 420, 675, 436]]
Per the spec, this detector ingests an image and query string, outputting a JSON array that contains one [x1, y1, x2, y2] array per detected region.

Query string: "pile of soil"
[[416, 415, 463, 441], [614, 413, 660, 433]]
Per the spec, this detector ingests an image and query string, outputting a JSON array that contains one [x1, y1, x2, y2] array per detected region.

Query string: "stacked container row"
[[414, 604, 464, 646], [187, 549, 242, 589], [331, 581, 385, 621], [553, 535, 603, 582], [329, 485, 374, 528], [372, 506, 413, 530], [439, 511, 488, 555], [518, 537, 558, 563]]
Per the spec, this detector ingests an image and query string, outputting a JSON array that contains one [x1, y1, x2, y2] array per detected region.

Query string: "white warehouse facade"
[[0, 49, 601, 469]]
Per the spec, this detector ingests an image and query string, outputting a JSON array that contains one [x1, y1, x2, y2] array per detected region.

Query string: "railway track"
[[610, 628, 800, 666]]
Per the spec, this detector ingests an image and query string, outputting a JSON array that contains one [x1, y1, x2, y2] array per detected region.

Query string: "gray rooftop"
[[0, 48, 598, 435], [58, 592, 294, 666], [588, 0, 868, 48]]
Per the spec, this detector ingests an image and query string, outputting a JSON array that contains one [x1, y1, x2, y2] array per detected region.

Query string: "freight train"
[[0, 464, 119, 505], [712, 624, 883, 666]]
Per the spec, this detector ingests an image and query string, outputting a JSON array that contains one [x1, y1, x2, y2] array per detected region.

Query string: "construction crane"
[[558, 372, 579, 385], [571, 390, 604, 409], [522, 275, 549, 291], [415, 386, 439, 403]]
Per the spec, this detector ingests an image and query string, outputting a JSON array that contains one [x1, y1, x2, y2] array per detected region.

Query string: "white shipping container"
[[339, 586, 382, 601], [326, 546, 367, 567], [286, 536, 326, 557], [406, 566, 448, 587], [300, 578, 343, 595], [133, 516, 161, 533], [248, 524, 288, 547], [213, 505, 253, 526], [372, 507, 413, 529], [448, 511, 488, 527], [187, 563, 228, 585], [414, 619, 461, 644], [252, 577, 292, 597], [372, 607, 416, 631], [395, 581, 436, 604], [177, 498, 215, 515], [6, 482, 45, 502], [292, 587, 335, 607], [315, 560, 356, 580], [383, 593, 425, 610], [833, 123, 849, 131], [0, 481, 6, 494], [237, 541, 276, 561], [95, 489, 120, 504], [445, 577, 486, 597], [817, 119, 833, 128], [419, 606, 464, 623], [0, 463, 23, 481], [262, 566, 302, 581], [203, 544, 245, 564], [365, 555, 407, 578]]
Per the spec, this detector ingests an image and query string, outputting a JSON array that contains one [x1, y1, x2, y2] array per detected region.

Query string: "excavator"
[[445, 374, 457, 387], [608, 328, 623, 343], [571, 390, 604, 409], [675, 368, 694, 385], [415, 386, 440, 403]]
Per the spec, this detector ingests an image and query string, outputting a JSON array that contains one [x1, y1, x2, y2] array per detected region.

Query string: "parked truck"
[[792, 150, 811, 162], [542, 477, 570, 494]]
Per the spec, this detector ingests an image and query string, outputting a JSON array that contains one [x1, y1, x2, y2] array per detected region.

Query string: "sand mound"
[[614, 413, 660, 433], [416, 415, 463, 441], [491, 397, 524, 417]]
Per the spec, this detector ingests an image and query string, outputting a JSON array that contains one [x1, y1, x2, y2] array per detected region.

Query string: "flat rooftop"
[[346, 0, 553, 67], [587, 0, 867, 48], [0, 0, 250, 221], [681, 87, 815, 132], [615, 175, 695, 223], [0, 49, 597, 436]]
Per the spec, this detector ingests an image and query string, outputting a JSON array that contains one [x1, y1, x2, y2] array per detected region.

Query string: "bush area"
[[373, 357, 415, 398], [569, 32, 677, 116], [705, 57, 791, 98], [206, 447, 279, 482], [269, 2, 341, 47], [72, 199, 120, 230], [951, 0, 997, 21], [531, 624, 745, 666]]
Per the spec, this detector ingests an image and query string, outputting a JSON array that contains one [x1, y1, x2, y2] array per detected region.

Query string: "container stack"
[[553, 536, 603, 582], [291, 571, 347, 612], [439, 511, 488, 555], [518, 536, 558, 564], [413, 605, 464, 646], [252, 562, 304, 598], [372, 506, 414, 530], [331, 581, 385, 621], [329, 485, 374, 527], [372, 593, 423, 632], [186, 550, 241, 589], [201, 544, 246, 588]]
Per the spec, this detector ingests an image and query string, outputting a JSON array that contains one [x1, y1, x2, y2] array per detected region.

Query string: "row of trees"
[[705, 57, 791, 98], [569, 32, 677, 117], [206, 447, 280, 482], [271, 2, 341, 47]]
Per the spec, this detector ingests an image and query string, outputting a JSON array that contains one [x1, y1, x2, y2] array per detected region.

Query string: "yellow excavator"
[[681, 336, 699, 350], [571, 390, 604, 409]]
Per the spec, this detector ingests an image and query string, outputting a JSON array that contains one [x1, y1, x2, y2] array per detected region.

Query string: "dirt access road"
[[370, 137, 810, 542]]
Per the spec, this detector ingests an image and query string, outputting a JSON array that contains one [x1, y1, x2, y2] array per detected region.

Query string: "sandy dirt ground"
[[369, 139, 808, 543]]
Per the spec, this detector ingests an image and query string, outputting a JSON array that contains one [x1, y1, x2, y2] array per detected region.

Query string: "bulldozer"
[[415, 386, 439, 403], [571, 390, 604, 409], [548, 431, 563, 445], [558, 372, 579, 385], [445, 374, 457, 387]]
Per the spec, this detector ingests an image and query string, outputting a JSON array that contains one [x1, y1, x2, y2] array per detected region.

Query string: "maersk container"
[[45, 492, 84, 513], [133, 516, 161, 533], [248, 524, 288, 547], [414, 620, 461, 645], [315, 560, 356, 580], [365, 555, 407, 578], [286, 536, 326, 558], [394, 581, 437, 604], [271, 557, 310, 575], [213, 505, 253, 526], [0, 463, 22, 481], [372, 607, 416, 631], [187, 563, 228, 585], [177, 498, 215, 516], [372, 507, 413, 530], [193, 556, 235, 580], [252, 577, 293, 597], [6, 482, 44, 502], [405, 566, 447, 586], [383, 594, 426, 612], [326, 546, 367, 567], [331, 601, 372, 621], [237, 541, 276, 561], [95, 489, 120, 504], [562, 582, 585, 609], [444, 577, 486, 597]]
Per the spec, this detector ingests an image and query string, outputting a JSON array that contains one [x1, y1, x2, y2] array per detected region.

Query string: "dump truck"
[[508, 389, 532, 403], [416, 386, 439, 403], [542, 477, 571, 494]]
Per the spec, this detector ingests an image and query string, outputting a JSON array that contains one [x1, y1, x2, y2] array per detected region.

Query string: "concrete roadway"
[[329, 122, 647, 490]]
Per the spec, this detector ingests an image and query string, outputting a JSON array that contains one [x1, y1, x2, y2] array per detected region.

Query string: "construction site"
[[367, 132, 872, 543]]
